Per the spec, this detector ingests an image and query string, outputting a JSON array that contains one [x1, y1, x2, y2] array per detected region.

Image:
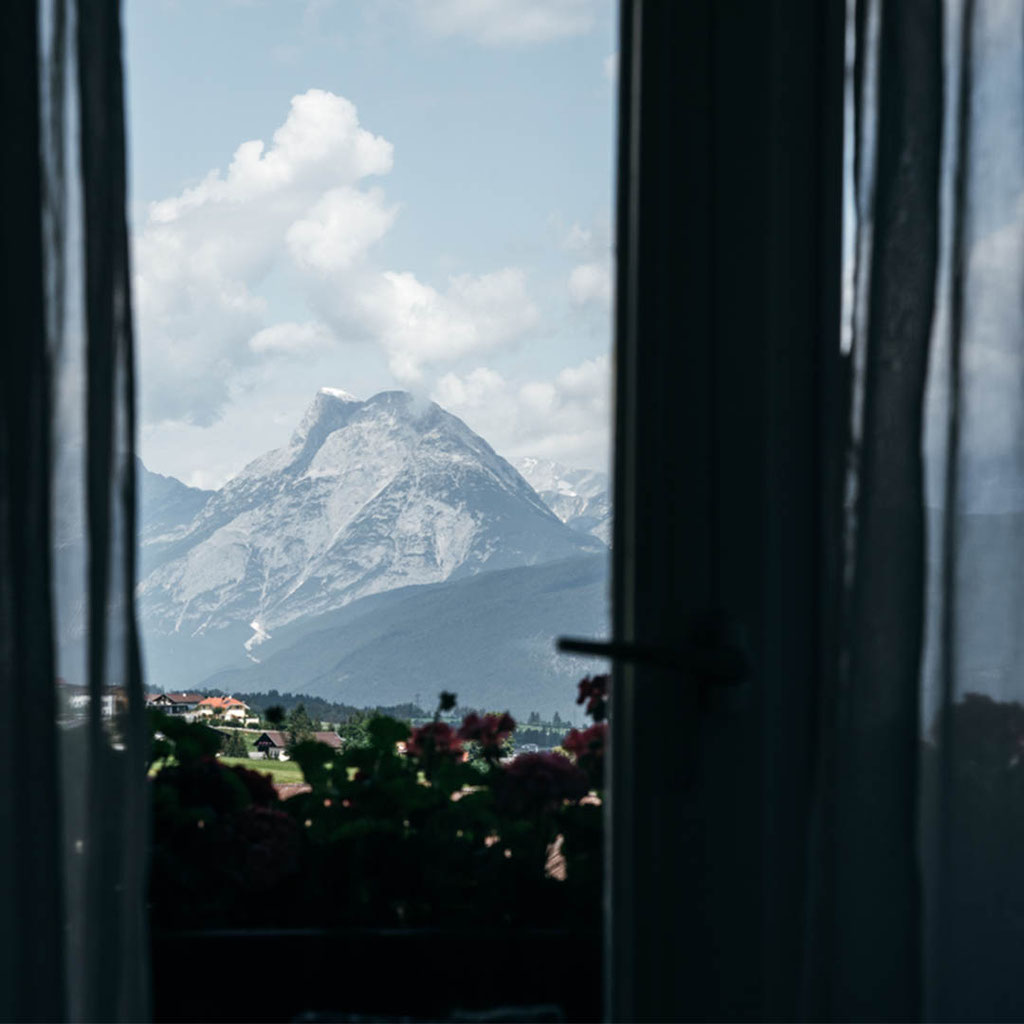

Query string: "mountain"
[[199, 553, 609, 719], [513, 457, 611, 544], [137, 459, 214, 577], [136, 388, 605, 686]]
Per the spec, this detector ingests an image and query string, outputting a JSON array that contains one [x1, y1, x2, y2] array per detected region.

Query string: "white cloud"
[[249, 321, 336, 355], [135, 90, 391, 425], [286, 186, 397, 273], [149, 90, 392, 219], [355, 268, 538, 382], [562, 222, 595, 253], [568, 261, 612, 306], [134, 88, 537, 426], [414, 0, 596, 46], [556, 218, 613, 308], [433, 354, 611, 468]]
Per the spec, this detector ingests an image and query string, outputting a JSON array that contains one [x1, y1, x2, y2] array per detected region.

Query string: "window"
[[127, 0, 616, 744], [126, 3, 616, 1018]]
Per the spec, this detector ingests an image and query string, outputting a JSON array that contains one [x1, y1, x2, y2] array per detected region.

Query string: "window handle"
[[558, 611, 749, 685]]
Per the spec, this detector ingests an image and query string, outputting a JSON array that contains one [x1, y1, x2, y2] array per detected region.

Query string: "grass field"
[[218, 756, 305, 783]]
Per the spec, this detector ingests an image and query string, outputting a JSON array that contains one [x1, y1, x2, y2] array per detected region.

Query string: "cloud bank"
[[134, 89, 538, 426], [433, 354, 611, 469]]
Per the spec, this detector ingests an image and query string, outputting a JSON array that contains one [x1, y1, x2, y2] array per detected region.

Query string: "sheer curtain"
[[812, 0, 1024, 1019], [1, 1, 148, 1020], [920, 1, 1024, 1020]]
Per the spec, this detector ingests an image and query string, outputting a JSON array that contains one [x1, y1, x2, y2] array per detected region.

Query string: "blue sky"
[[125, 0, 617, 488]]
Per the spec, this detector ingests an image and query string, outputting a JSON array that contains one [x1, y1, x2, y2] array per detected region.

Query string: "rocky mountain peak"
[[136, 389, 604, 652], [290, 386, 363, 450]]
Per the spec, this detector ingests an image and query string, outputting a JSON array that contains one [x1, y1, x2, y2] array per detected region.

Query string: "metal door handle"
[[558, 610, 749, 685]]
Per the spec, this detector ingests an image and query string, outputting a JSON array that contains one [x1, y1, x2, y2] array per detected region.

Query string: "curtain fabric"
[[921, 1, 1024, 1020], [1, 1, 148, 1020], [807, 0, 943, 1018], [810, 0, 1024, 1019]]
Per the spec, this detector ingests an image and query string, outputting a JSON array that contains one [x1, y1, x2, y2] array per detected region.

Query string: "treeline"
[[194, 688, 429, 725], [515, 727, 571, 749], [188, 688, 578, 742]]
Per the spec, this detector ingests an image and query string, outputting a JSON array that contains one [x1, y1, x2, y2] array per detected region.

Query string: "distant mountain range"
[[136, 388, 610, 716], [512, 457, 610, 544]]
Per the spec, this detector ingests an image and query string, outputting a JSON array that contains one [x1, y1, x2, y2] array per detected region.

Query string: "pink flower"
[[406, 721, 463, 759]]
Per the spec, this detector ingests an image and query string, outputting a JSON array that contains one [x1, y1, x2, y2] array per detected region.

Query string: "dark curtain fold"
[[837, 0, 942, 1015], [1, 0, 148, 1019], [77, 2, 148, 1017], [0, 4, 66, 1021], [806, 0, 943, 1018]]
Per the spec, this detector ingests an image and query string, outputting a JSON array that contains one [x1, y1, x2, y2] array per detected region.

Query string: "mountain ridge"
[[512, 456, 610, 543], [136, 389, 604, 660]]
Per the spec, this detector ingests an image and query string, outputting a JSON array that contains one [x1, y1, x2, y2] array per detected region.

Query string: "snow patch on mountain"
[[244, 619, 271, 660], [318, 386, 359, 402], [513, 456, 611, 544]]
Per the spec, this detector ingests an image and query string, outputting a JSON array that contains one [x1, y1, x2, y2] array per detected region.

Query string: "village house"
[[254, 730, 343, 760], [194, 695, 253, 723], [145, 692, 203, 718]]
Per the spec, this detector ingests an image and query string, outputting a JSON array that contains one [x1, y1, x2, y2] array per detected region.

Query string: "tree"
[[286, 702, 317, 750], [222, 730, 248, 758], [337, 710, 372, 750]]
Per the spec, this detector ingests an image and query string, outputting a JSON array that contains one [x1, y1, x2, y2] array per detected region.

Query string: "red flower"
[[576, 674, 610, 722], [563, 722, 607, 787], [457, 711, 516, 753], [498, 751, 589, 813], [406, 721, 463, 759]]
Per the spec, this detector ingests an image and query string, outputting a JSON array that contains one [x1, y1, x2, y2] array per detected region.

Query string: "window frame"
[[608, 1, 846, 1018]]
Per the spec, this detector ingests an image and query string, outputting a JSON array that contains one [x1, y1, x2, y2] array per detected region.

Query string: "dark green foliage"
[[149, 717, 298, 929], [285, 702, 317, 750], [222, 730, 248, 758], [336, 710, 372, 749], [149, 683, 608, 931], [231, 689, 429, 726], [149, 710, 221, 767]]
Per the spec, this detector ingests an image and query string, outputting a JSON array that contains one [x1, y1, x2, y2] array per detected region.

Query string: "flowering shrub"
[[149, 677, 608, 930], [457, 711, 516, 760], [406, 720, 463, 760], [563, 723, 608, 789], [576, 673, 609, 722], [498, 752, 589, 814]]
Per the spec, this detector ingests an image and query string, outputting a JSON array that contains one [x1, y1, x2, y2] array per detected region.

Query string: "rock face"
[[137, 459, 214, 577], [136, 389, 604, 654], [512, 457, 611, 544]]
